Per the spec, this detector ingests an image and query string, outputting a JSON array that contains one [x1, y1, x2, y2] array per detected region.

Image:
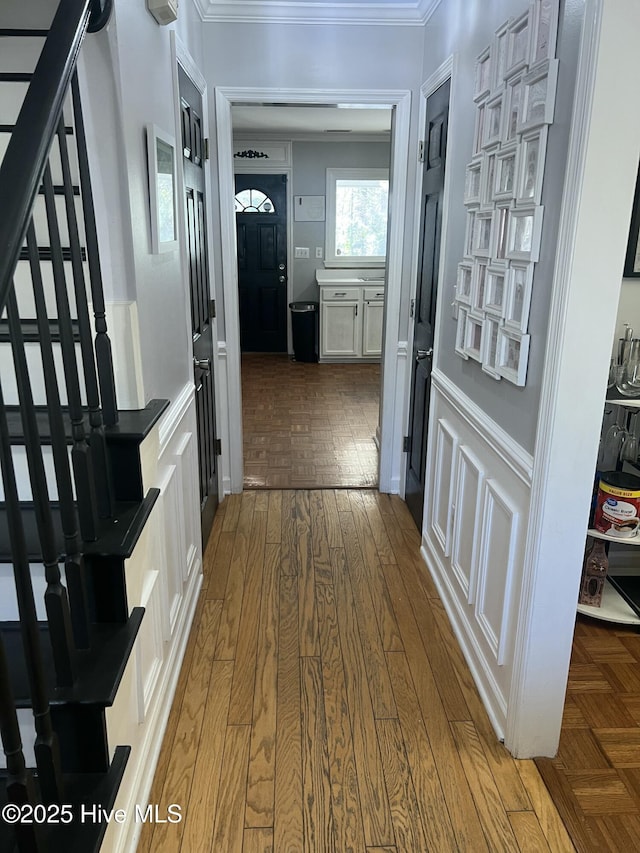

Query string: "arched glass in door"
[[234, 188, 276, 213]]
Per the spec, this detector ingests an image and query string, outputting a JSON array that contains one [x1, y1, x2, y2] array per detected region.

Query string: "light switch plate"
[[294, 247, 310, 258], [315, 247, 323, 258]]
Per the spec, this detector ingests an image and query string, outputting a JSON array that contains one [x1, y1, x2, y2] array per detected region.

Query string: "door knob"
[[194, 357, 211, 375], [279, 263, 285, 270], [416, 348, 433, 361], [279, 276, 285, 282]]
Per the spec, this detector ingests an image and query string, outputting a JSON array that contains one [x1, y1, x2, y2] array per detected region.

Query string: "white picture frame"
[[472, 211, 494, 258], [455, 307, 470, 359], [497, 327, 530, 385], [504, 261, 534, 332], [519, 59, 559, 131], [481, 315, 502, 379], [493, 20, 511, 88], [474, 47, 492, 102], [503, 72, 525, 144], [464, 160, 482, 207], [464, 315, 484, 362], [456, 261, 473, 304], [464, 210, 477, 257], [146, 124, 178, 254], [483, 264, 508, 318], [483, 93, 505, 149], [530, 0, 559, 67], [494, 143, 519, 201], [505, 10, 532, 77], [470, 259, 488, 317], [473, 103, 487, 156], [506, 205, 543, 261], [516, 125, 548, 206], [492, 203, 511, 261], [480, 149, 499, 210]]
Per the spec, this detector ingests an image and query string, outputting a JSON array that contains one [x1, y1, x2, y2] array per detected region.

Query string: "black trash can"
[[289, 301, 319, 362]]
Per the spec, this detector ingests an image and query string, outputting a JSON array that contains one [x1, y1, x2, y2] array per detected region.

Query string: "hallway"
[[138, 489, 573, 852]]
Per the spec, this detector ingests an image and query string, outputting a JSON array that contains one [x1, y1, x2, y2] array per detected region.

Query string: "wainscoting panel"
[[422, 370, 532, 738], [135, 570, 164, 723]]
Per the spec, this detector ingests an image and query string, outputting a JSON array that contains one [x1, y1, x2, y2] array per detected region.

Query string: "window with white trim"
[[325, 168, 389, 266]]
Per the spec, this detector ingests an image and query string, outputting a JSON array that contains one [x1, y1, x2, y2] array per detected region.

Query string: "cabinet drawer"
[[363, 286, 385, 302], [320, 287, 360, 302]]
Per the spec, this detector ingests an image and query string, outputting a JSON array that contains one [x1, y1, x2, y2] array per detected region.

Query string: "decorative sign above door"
[[453, 0, 559, 386]]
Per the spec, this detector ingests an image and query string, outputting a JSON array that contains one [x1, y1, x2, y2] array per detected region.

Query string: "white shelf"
[[587, 528, 640, 545], [577, 578, 640, 625]]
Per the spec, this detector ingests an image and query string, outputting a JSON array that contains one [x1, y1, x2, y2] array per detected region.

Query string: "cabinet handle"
[[334, 291, 347, 297], [355, 305, 358, 316]]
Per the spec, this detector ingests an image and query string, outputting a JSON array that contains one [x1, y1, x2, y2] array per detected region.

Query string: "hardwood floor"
[[137, 489, 573, 853], [536, 614, 640, 852], [241, 354, 380, 489]]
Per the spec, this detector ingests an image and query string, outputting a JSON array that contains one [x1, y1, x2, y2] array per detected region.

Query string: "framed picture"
[[519, 59, 559, 131], [503, 72, 525, 143], [494, 144, 519, 201], [464, 160, 482, 207], [505, 261, 534, 331], [481, 316, 502, 379], [473, 103, 487, 156], [456, 261, 473, 304], [624, 164, 640, 277], [470, 260, 488, 317], [506, 205, 543, 261], [483, 265, 507, 317], [474, 47, 492, 102], [480, 149, 499, 210], [516, 126, 548, 206], [464, 315, 484, 361], [505, 11, 531, 77], [472, 211, 494, 258], [455, 307, 470, 359], [483, 94, 504, 149], [530, 0, 559, 67], [464, 210, 477, 257], [492, 203, 511, 261], [146, 124, 178, 253], [493, 20, 511, 88], [497, 327, 530, 385]]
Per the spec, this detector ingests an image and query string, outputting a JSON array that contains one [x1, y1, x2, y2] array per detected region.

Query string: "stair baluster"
[[55, 117, 114, 520], [42, 163, 99, 543], [26, 221, 92, 651], [71, 72, 118, 429], [0, 633, 42, 852], [6, 289, 77, 688], [0, 384, 64, 805]]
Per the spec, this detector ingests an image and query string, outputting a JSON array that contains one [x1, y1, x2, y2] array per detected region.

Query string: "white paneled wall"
[[422, 369, 533, 738]]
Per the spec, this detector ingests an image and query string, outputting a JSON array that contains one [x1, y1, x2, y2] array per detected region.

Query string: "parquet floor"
[[137, 489, 574, 853], [241, 354, 380, 489], [536, 614, 640, 852]]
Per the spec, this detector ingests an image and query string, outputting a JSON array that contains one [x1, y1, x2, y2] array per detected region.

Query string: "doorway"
[[216, 88, 412, 493]]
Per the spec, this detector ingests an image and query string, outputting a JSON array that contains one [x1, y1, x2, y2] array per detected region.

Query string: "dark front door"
[[405, 79, 450, 529], [179, 65, 218, 546], [235, 173, 288, 352]]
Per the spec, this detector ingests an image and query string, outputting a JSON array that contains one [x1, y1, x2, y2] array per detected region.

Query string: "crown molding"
[[193, 0, 442, 26]]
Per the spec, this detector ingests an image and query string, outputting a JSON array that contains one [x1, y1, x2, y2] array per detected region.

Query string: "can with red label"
[[593, 471, 640, 537]]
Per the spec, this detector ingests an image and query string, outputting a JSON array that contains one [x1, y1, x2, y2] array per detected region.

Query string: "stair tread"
[[0, 318, 80, 343], [0, 489, 160, 561], [0, 609, 144, 707], [0, 745, 130, 853], [5, 399, 169, 445]]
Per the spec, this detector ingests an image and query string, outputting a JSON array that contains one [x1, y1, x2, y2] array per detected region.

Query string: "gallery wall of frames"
[[453, 0, 559, 386]]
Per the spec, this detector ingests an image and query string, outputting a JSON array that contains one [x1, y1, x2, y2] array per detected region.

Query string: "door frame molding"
[[402, 54, 456, 510], [215, 86, 412, 493], [170, 33, 224, 504]]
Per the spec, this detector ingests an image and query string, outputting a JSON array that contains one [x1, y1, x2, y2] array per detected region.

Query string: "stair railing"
[[0, 0, 116, 823]]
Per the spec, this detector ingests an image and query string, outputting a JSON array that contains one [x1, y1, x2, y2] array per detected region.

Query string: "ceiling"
[[232, 104, 393, 136], [194, 0, 442, 26]]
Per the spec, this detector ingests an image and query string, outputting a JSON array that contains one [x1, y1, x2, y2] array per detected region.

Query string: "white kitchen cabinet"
[[318, 278, 384, 362]]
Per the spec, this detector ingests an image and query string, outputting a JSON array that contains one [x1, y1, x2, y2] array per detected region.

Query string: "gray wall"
[[291, 140, 391, 302], [423, 0, 584, 454]]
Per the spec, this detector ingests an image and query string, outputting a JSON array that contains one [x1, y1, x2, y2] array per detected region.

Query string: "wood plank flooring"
[[536, 614, 640, 852], [137, 489, 572, 853], [241, 355, 380, 489]]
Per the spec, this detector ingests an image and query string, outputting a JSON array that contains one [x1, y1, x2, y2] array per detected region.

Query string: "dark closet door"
[[179, 65, 218, 546], [405, 79, 450, 529]]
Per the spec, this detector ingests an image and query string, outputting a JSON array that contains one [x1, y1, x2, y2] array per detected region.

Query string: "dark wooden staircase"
[[0, 2, 167, 850]]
